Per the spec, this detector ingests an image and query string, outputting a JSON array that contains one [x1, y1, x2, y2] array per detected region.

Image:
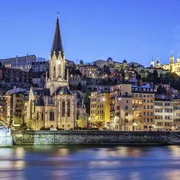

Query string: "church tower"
[[156, 57, 161, 68], [170, 54, 175, 72], [46, 15, 69, 94], [150, 57, 154, 67]]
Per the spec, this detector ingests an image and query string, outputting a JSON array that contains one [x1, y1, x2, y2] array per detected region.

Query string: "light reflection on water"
[[0, 145, 180, 180]]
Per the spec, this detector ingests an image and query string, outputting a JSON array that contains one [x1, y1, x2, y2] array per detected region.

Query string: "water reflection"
[[0, 145, 180, 179]]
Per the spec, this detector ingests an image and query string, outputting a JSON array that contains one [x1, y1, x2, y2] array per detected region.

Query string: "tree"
[[103, 65, 111, 75], [80, 60, 84, 65], [91, 119, 104, 129], [84, 94, 90, 114], [77, 82, 82, 91], [77, 114, 87, 128]]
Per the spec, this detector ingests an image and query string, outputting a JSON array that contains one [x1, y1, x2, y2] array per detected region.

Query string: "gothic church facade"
[[26, 17, 76, 130]]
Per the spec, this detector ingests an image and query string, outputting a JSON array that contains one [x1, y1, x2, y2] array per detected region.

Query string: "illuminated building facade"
[[173, 98, 180, 130], [132, 84, 155, 131], [90, 92, 110, 128], [154, 99, 173, 131], [77, 65, 98, 78], [0, 55, 36, 71], [26, 16, 76, 130], [110, 84, 133, 131], [150, 55, 180, 76]]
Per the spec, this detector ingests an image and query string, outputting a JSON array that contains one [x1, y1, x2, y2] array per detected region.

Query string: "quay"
[[12, 130, 180, 145], [0, 127, 13, 147]]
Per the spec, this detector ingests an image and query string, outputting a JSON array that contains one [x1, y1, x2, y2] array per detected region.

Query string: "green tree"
[[84, 94, 90, 115], [80, 60, 84, 65], [77, 114, 87, 128]]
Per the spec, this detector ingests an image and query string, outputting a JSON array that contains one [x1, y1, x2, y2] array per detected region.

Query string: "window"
[[37, 112, 39, 120], [41, 113, 43, 120], [50, 111, 54, 121], [62, 101, 65, 117], [125, 106, 128, 110], [67, 101, 70, 117]]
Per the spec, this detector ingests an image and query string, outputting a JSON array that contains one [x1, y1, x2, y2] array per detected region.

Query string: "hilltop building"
[[0, 55, 36, 71], [150, 55, 180, 76]]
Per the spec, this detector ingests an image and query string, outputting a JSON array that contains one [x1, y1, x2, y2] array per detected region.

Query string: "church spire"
[[51, 13, 64, 55]]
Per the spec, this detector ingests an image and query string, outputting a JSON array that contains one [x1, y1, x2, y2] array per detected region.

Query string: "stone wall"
[[0, 127, 13, 147], [0, 137, 13, 147], [12, 131, 180, 145]]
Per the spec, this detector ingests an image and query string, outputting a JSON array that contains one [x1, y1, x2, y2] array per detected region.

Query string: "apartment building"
[[132, 84, 155, 131], [0, 55, 36, 71], [77, 65, 98, 78], [173, 98, 180, 130], [110, 84, 133, 131], [32, 61, 49, 72], [154, 97, 173, 131], [90, 92, 110, 128], [0, 95, 11, 126]]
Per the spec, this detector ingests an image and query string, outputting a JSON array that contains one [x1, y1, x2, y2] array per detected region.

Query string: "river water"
[[0, 145, 180, 180]]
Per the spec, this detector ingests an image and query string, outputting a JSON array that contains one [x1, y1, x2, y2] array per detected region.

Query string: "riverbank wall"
[[0, 128, 13, 147], [12, 131, 180, 145]]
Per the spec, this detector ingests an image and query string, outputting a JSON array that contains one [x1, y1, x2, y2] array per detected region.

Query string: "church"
[[150, 55, 180, 76], [26, 16, 77, 130]]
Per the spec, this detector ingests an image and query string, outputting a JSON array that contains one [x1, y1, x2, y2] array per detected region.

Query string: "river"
[[0, 145, 180, 180]]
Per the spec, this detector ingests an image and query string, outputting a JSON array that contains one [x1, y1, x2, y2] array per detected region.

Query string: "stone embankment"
[[0, 127, 13, 147], [12, 130, 180, 145]]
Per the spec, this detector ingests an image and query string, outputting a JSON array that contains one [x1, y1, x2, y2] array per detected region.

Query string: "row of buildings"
[[1, 15, 180, 132], [90, 82, 180, 131]]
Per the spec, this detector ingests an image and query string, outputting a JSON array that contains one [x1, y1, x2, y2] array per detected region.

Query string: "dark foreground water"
[[0, 145, 180, 180]]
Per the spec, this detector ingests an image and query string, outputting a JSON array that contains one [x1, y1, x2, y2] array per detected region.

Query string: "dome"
[[123, 59, 127, 63], [107, 57, 113, 61]]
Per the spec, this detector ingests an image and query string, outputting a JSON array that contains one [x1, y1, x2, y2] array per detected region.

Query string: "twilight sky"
[[0, 0, 180, 66]]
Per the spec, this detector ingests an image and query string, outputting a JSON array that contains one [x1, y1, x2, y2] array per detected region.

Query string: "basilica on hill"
[[150, 55, 180, 76], [26, 16, 77, 130]]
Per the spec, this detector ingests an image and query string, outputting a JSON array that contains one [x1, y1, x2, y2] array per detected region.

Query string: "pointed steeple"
[[51, 13, 64, 55]]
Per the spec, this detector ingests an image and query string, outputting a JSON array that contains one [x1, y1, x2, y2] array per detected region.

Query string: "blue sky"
[[0, 0, 180, 66]]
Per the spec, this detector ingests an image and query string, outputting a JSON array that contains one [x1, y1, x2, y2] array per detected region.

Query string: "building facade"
[[132, 84, 155, 131], [110, 84, 133, 131], [90, 92, 110, 128], [0, 55, 36, 71], [0, 95, 11, 126], [154, 98, 173, 131], [32, 61, 49, 72], [150, 55, 180, 76], [0, 67, 33, 92], [173, 98, 180, 130], [77, 65, 98, 78], [26, 16, 76, 130]]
